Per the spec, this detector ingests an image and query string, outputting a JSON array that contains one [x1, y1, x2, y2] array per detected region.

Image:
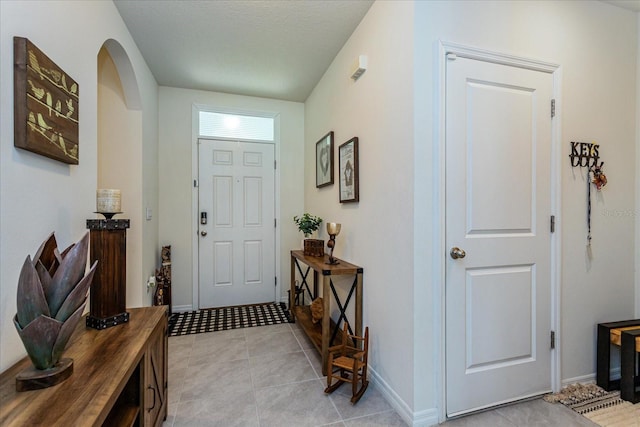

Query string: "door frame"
[[435, 41, 562, 422], [191, 104, 281, 310]]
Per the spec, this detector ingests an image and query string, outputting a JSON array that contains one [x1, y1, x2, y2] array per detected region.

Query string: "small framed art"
[[339, 137, 359, 203], [316, 131, 334, 188]]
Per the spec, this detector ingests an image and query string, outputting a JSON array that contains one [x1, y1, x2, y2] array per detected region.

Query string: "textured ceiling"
[[114, 0, 374, 102]]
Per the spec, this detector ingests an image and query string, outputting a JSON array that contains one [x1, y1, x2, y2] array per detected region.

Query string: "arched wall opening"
[[97, 40, 144, 308]]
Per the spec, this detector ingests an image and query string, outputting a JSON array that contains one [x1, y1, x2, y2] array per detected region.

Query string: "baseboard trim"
[[369, 366, 439, 427], [561, 369, 619, 388], [172, 304, 193, 313], [562, 373, 596, 386]]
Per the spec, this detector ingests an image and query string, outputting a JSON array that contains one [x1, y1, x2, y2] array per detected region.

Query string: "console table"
[[289, 250, 363, 375], [0, 306, 168, 427]]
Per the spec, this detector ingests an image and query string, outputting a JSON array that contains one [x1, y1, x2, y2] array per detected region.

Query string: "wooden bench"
[[597, 320, 640, 391], [620, 328, 640, 403]]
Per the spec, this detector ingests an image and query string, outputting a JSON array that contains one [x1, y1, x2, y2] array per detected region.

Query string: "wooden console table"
[[289, 250, 363, 375], [0, 306, 168, 427]]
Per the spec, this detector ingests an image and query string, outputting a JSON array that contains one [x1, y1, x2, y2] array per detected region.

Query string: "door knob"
[[450, 247, 466, 259], [200, 231, 207, 236]]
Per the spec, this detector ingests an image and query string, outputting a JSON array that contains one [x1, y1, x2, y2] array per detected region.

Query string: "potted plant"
[[294, 213, 324, 256]]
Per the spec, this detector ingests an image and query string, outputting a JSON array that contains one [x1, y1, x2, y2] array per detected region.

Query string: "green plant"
[[293, 213, 323, 238]]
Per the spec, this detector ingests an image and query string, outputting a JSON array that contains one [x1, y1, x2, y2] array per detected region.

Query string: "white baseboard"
[[369, 366, 439, 427], [172, 304, 193, 313], [562, 373, 596, 386], [561, 369, 619, 388]]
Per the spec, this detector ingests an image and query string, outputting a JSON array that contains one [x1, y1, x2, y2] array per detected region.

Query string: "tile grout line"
[[244, 331, 262, 427]]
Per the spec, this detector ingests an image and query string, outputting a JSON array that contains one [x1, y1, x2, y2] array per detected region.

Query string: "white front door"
[[198, 139, 276, 308], [445, 56, 554, 416]]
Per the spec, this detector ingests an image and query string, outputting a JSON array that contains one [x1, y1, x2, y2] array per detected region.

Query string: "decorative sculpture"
[[13, 232, 97, 391], [326, 222, 341, 265], [310, 297, 324, 324]]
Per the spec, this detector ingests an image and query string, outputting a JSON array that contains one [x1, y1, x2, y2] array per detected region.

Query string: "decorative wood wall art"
[[339, 137, 359, 203], [14, 37, 79, 164]]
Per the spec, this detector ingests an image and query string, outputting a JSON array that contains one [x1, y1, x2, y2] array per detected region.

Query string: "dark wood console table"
[[0, 306, 168, 427], [289, 250, 363, 375]]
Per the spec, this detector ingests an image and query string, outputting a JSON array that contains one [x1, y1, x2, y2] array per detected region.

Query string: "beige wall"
[[413, 0, 637, 422], [0, 0, 158, 371], [158, 87, 305, 310], [636, 11, 640, 318], [98, 48, 146, 307], [307, 0, 637, 424], [304, 0, 416, 415]]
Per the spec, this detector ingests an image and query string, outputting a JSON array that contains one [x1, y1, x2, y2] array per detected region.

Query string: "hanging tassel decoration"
[[587, 162, 607, 247]]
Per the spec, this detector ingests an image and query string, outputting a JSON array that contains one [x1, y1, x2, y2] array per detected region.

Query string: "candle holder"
[[326, 222, 341, 265], [96, 189, 121, 219]]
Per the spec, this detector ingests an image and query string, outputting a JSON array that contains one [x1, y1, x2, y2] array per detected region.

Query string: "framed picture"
[[339, 137, 359, 203], [316, 131, 334, 188], [14, 37, 79, 164]]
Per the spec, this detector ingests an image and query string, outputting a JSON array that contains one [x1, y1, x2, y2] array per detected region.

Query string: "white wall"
[[636, 11, 640, 317], [158, 87, 304, 310], [413, 0, 637, 420], [0, 0, 158, 372], [304, 0, 416, 415], [307, 0, 636, 424]]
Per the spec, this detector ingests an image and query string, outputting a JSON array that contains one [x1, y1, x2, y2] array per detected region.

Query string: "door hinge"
[[551, 99, 556, 118], [550, 331, 556, 349], [274, 160, 277, 170], [275, 276, 277, 286], [274, 218, 277, 228], [193, 179, 199, 188], [550, 215, 555, 233], [446, 53, 457, 61]]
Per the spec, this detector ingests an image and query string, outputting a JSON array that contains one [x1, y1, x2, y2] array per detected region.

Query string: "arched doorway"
[[97, 39, 144, 307]]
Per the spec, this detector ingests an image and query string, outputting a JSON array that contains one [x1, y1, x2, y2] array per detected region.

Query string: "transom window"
[[199, 111, 274, 141]]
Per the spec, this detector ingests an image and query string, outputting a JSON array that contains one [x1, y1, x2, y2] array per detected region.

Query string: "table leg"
[[322, 275, 330, 376], [356, 271, 363, 344], [621, 329, 640, 403], [290, 254, 296, 321]]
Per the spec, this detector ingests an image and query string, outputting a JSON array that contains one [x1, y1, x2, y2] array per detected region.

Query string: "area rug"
[[544, 383, 639, 426], [168, 302, 290, 336]]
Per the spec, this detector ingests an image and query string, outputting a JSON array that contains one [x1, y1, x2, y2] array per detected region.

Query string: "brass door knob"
[[450, 247, 466, 259]]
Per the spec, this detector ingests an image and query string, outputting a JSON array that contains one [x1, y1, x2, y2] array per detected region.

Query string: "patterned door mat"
[[168, 302, 291, 336], [544, 383, 640, 426]]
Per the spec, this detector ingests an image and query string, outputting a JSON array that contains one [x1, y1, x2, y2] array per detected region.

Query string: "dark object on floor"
[[597, 319, 640, 391], [168, 302, 290, 336], [324, 322, 369, 404]]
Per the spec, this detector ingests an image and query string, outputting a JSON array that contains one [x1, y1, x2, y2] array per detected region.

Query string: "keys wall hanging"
[[569, 141, 607, 248]]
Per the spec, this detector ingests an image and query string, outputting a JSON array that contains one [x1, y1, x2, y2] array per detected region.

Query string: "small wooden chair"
[[324, 322, 369, 404]]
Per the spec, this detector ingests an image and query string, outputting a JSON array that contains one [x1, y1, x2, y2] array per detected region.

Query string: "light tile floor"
[[164, 322, 597, 427]]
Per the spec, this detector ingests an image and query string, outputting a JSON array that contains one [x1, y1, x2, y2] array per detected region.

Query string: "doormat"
[[168, 302, 291, 337], [544, 383, 639, 426]]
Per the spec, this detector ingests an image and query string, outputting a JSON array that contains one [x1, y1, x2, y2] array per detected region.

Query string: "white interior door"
[[198, 139, 276, 308], [445, 56, 554, 416]]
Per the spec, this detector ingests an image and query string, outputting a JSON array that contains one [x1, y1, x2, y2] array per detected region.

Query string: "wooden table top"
[[291, 250, 363, 275], [0, 306, 166, 427]]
